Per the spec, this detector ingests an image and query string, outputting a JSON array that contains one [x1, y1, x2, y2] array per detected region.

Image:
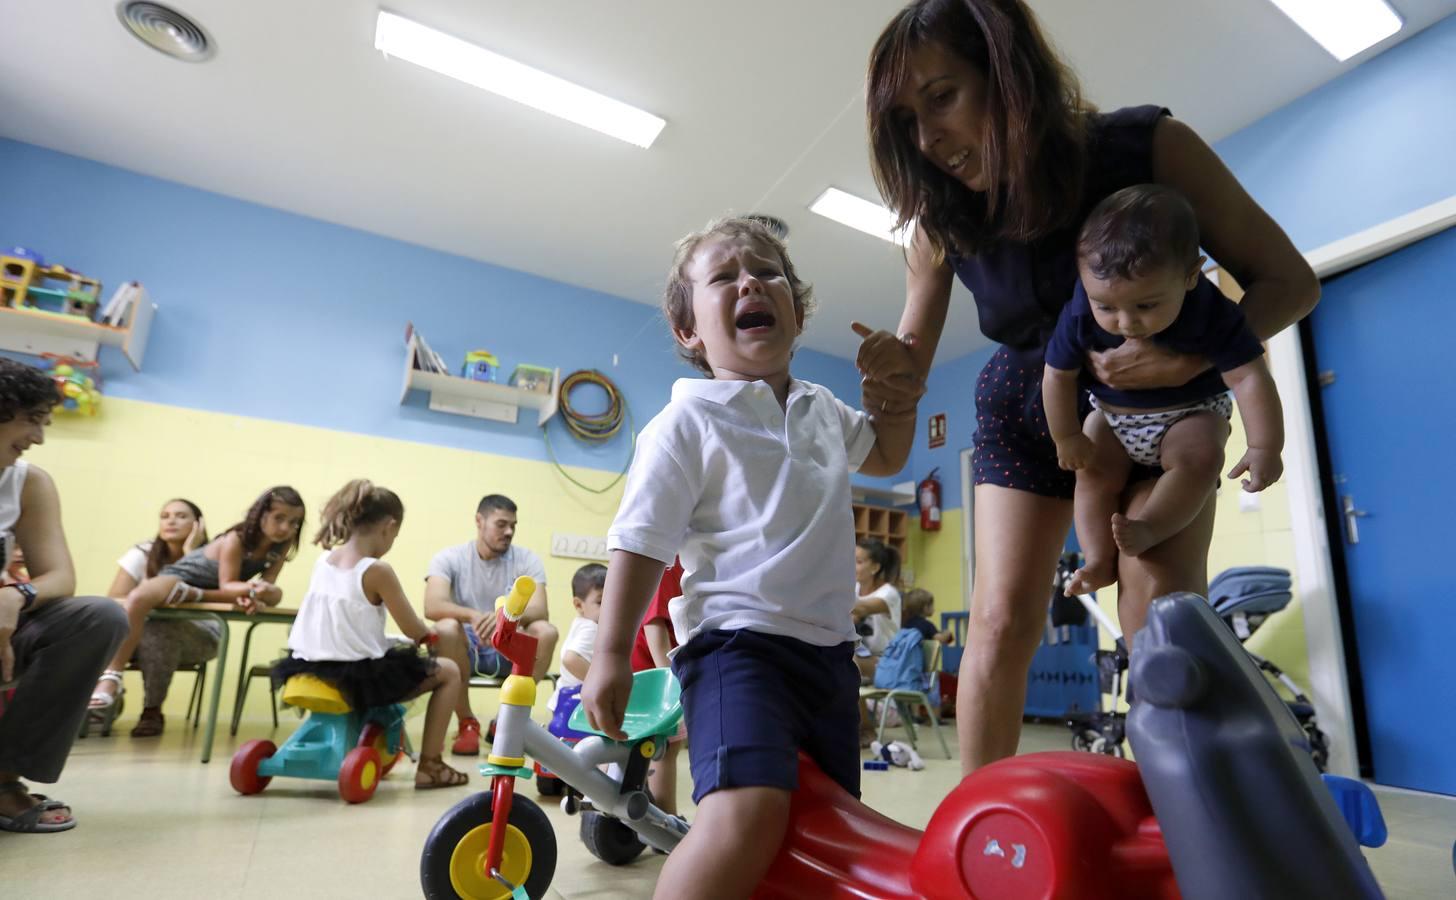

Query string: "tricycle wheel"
[[360, 721, 405, 776], [339, 746, 382, 804], [580, 810, 646, 865], [535, 772, 565, 797], [421, 791, 557, 899], [230, 739, 277, 795]]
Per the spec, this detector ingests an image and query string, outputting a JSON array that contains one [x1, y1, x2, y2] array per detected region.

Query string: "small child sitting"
[[1042, 185, 1284, 615], [900, 588, 953, 645], [273, 480, 467, 789], [547, 563, 605, 732]]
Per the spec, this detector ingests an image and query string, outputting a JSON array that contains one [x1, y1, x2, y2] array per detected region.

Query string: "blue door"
[[1306, 225, 1456, 795]]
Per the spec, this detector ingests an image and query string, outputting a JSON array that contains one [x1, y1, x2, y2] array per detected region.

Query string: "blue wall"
[[1213, 14, 1456, 251], [0, 138, 866, 474]]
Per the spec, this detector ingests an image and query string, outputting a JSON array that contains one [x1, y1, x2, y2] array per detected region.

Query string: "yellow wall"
[[28, 397, 627, 722], [905, 507, 966, 616]]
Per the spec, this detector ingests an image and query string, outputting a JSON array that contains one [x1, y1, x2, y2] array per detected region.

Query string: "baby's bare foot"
[[1066, 560, 1116, 596], [1111, 514, 1160, 558]]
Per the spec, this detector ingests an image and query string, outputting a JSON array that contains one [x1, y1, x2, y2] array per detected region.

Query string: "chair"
[[231, 661, 279, 735], [859, 639, 951, 758]]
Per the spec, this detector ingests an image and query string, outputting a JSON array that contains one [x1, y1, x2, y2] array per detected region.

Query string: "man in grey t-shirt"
[[424, 494, 558, 756]]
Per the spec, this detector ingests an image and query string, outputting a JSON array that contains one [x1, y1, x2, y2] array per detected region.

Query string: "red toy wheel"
[[339, 746, 383, 804], [359, 722, 404, 776], [230, 739, 277, 795]]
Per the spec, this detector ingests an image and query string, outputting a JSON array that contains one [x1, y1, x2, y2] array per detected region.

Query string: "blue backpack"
[[872, 629, 939, 706]]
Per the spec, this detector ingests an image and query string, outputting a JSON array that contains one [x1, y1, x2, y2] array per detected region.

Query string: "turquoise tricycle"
[[230, 672, 412, 804]]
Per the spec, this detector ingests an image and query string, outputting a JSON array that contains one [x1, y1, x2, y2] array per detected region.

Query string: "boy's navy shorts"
[[672, 628, 860, 804], [973, 345, 1157, 498]]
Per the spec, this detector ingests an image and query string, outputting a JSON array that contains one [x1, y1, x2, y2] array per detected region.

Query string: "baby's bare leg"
[[1067, 413, 1132, 596], [1113, 411, 1229, 558]]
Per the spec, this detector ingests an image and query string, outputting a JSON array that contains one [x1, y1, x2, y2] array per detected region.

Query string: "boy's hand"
[[581, 651, 634, 741], [1228, 448, 1283, 492], [1055, 434, 1096, 471]]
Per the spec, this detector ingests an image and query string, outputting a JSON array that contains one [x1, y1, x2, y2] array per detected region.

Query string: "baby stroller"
[[1209, 566, 1330, 771], [1062, 558, 1329, 772]]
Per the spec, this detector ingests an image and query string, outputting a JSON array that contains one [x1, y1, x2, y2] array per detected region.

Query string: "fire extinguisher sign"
[[928, 412, 947, 449]]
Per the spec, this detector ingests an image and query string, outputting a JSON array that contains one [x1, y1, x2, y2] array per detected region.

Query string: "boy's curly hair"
[[0, 359, 61, 424], [662, 215, 816, 376]]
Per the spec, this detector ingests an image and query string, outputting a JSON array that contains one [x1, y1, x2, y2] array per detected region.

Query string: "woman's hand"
[[1086, 339, 1208, 392], [862, 373, 924, 420], [581, 650, 635, 741], [183, 517, 206, 554], [853, 322, 922, 382]]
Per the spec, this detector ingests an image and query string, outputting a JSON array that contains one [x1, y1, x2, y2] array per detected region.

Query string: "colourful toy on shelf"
[[509, 364, 554, 395], [460, 350, 499, 383], [44, 357, 102, 416], [1, 250, 101, 321]]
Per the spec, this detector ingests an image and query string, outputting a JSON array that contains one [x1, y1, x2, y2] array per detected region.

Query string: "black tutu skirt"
[[271, 644, 435, 710]]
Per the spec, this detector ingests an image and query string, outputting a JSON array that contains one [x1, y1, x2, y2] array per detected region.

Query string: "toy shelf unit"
[[0, 296, 156, 371], [853, 502, 910, 561], [400, 331, 560, 426]]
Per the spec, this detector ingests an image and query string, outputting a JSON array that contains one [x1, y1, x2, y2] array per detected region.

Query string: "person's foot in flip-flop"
[[414, 756, 470, 790], [0, 779, 76, 833]]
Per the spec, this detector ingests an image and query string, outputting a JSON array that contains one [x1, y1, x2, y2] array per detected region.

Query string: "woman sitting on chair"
[[103, 498, 219, 738]]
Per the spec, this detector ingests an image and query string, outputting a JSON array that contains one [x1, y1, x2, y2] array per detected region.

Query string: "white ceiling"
[[3, 1, 1452, 361]]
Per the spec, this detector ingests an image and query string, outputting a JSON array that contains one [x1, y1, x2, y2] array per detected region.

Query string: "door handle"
[[1342, 495, 1369, 545]]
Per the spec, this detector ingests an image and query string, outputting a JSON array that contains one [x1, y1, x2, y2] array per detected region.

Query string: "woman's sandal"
[[80, 670, 125, 738], [0, 781, 76, 834], [414, 756, 470, 790], [130, 707, 165, 738]]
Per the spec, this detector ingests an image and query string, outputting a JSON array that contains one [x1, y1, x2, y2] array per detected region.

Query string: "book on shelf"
[[100, 281, 146, 327], [404, 322, 448, 374]]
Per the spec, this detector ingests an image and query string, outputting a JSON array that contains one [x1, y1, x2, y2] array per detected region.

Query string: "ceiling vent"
[[116, 2, 213, 62]]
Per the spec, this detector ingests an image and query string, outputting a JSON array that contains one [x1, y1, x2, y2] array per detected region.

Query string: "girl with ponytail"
[[273, 479, 469, 790]]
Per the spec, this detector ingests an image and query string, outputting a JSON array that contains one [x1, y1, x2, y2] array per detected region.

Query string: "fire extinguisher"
[[918, 468, 942, 531]]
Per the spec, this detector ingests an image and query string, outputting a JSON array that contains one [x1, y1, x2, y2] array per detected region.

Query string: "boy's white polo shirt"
[[608, 377, 875, 648]]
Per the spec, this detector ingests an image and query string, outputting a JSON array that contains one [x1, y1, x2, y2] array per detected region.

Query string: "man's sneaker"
[[452, 717, 482, 756]]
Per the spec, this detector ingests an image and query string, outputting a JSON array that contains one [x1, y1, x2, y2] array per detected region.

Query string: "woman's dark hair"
[[145, 498, 208, 578], [867, 0, 1093, 258], [314, 479, 404, 549], [0, 358, 60, 424], [1076, 184, 1201, 281], [857, 537, 902, 587], [227, 485, 306, 561]]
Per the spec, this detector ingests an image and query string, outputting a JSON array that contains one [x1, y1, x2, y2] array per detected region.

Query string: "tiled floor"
[[3, 715, 1452, 898]]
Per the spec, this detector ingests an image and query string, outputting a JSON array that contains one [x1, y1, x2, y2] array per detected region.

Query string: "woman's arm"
[[855, 227, 954, 406], [852, 596, 892, 620], [1154, 118, 1319, 340], [215, 532, 244, 585], [107, 568, 140, 600], [364, 561, 431, 643]]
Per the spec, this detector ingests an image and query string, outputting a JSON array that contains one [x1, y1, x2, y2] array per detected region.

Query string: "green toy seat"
[[568, 668, 682, 742]]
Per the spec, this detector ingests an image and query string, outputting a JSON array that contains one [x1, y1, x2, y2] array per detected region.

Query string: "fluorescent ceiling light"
[[810, 188, 910, 247], [374, 10, 666, 148], [1267, 0, 1402, 62]]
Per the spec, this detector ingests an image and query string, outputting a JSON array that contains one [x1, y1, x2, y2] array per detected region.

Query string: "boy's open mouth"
[[735, 309, 776, 330]]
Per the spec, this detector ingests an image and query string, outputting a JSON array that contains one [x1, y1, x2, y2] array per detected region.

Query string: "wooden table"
[[150, 603, 296, 763]]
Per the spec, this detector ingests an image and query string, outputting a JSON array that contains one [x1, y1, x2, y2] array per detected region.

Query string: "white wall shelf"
[[851, 481, 916, 508], [400, 333, 560, 426], [0, 300, 157, 370]]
